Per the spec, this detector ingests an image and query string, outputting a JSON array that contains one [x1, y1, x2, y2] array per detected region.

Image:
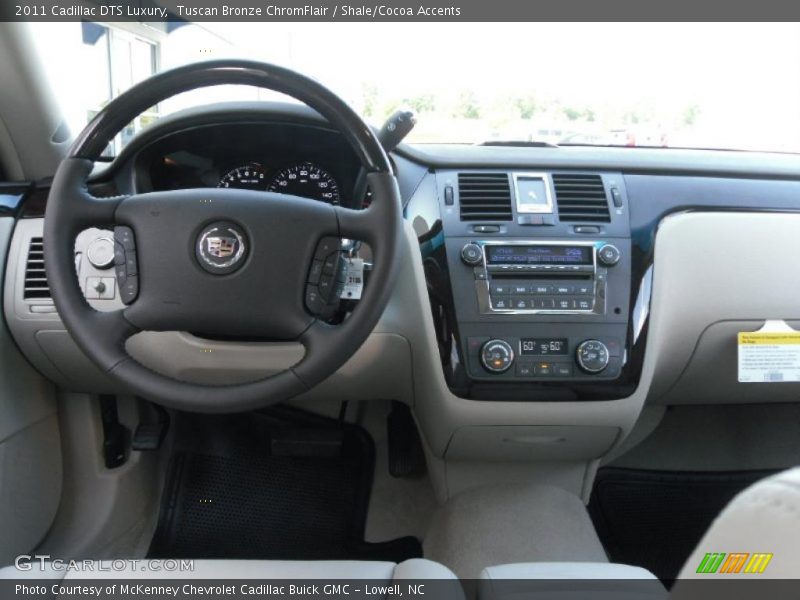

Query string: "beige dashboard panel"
[[645, 211, 800, 404]]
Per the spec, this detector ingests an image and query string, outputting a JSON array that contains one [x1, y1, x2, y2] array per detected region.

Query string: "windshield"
[[29, 22, 800, 154]]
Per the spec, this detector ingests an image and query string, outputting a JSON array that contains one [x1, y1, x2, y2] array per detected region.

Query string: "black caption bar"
[[3, 0, 800, 21]]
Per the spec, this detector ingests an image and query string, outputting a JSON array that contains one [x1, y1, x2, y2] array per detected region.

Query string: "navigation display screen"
[[520, 338, 569, 355], [485, 245, 592, 265]]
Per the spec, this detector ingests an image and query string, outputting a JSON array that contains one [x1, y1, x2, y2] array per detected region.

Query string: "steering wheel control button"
[[120, 277, 139, 305], [597, 244, 621, 266], [196, 221, 248, 275], [461, 242, 483, 266], [113, 226, 140, 305], [306, 237, 349, 315], [86, 237, 115, 269], [480, 339, 515, 374], [85, 276, 116, 300], [114, 226, 136, 251], [305, 285, 325, 314], [307, 260, 324, 284], [576, 340, 610, 374], [314, 236, 341, 260]]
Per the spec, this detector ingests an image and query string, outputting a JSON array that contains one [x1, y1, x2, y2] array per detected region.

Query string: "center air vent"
[[458, 172, 512, 221], [552, 173, 611, 222], [24, 237, 50, 299]]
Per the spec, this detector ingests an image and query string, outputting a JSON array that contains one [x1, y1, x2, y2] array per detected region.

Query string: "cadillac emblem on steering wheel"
[[196, 221, 248, 274]]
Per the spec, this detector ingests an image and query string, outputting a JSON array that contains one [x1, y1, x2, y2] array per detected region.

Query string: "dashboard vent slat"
[[458, 172, 512, 221], [552, 174, 611, 223], [24, 237, 51, 299]]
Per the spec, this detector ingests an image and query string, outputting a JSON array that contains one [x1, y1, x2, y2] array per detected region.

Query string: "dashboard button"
[[534, 363, 554, 376], [554, 364, 573, 377], [511, 284, 528, 294], [515, 363, 533, 377], [536, 297, 556, 309], [511, 297, 529, 310], [492, 297, 510, 309], [554, 284, 573, 294], [576, 284, 593, 294], [531, 284, 551, 295], [555, 298, 572, 310], [575, 297, 593, 310], [491, 284, 508, 294]]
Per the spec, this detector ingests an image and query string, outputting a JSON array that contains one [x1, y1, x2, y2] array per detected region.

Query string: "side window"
[[80, 23, 160, 156]]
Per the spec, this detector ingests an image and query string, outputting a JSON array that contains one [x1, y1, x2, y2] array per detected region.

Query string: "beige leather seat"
[[477, 467, 800, 598], [676, 467, 800, 579]]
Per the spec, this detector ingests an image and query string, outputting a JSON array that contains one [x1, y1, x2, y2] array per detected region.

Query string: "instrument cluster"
[[139, 121, 364, 208], [218, 161, 341, 204]]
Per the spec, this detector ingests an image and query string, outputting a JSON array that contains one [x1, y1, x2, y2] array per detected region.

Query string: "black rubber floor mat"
[[589, 467, 775, 584], [149, 408, 422, 562]]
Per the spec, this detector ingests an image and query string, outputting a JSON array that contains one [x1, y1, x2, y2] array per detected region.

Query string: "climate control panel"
[[466, 333, 624, 382]]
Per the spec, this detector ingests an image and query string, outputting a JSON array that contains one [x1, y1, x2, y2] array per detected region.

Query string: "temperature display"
[[520, 338, 569, 355]]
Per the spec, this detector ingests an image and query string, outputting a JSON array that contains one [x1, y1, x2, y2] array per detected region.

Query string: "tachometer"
[[218, 164, 267, 190], [268, 162, 340, 204]]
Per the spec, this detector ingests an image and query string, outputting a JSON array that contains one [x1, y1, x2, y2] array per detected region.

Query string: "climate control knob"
[[461, 243, 483, 266], [575, 340, 610, 374], [597, 244, 621, 266], [480, 339, 515, 374]]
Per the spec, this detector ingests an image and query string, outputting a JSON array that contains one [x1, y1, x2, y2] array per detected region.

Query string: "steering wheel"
[[44, 60, 402, 413]]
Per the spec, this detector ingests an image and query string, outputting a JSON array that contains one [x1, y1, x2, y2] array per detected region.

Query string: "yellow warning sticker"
[[738, 323, 800, 383], [738, 332, 800, 345]]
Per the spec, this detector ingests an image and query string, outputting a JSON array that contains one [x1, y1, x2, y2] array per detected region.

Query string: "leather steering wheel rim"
[[44, 60, 403, 413]]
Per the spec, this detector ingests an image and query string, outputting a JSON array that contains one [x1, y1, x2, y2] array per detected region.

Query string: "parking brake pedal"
[[387, 402, 425, 478], [132, 403, 170, 451]]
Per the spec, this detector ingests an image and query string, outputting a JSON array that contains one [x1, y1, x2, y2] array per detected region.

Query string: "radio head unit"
[[470, 240, 619, 315]]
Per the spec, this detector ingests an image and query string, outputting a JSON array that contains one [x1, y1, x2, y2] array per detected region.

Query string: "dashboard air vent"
[[458, 172, 512, 221], [23, 237, 50, 299], [552, 173, 611, 222]]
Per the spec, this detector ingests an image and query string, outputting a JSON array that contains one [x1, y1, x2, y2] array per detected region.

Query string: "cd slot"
[[491, 272, 592, 280], [486, 265, 594, 276]]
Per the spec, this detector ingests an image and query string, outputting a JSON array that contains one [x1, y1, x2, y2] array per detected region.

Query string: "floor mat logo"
[[696, 552, 773, 574]]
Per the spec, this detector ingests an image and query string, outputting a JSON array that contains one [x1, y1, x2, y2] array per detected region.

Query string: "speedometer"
[[218, 164, 267, 190], [268, 162, 340, 204]]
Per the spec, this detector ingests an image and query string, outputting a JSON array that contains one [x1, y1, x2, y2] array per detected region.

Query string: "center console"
[[410, 169, 634, 398]]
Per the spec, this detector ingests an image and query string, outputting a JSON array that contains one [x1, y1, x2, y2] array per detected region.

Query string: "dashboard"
[[5, 102, 800, 469]]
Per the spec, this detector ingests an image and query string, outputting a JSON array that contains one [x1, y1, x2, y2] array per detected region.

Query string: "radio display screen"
[[485, 245, 592, 265], [520, 338, 569, 355]]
